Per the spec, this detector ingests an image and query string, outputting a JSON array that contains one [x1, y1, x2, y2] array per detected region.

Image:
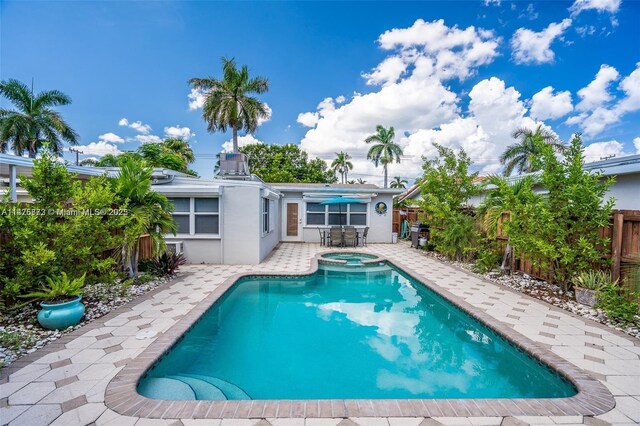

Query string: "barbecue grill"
[[410, 221, 430, 248]]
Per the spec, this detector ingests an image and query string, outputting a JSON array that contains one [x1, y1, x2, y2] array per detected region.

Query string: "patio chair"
[[317, 227, 326, 246], [344, 226, 357, 247], [361, 227, 369, 247], [329, 226, 343, 247]]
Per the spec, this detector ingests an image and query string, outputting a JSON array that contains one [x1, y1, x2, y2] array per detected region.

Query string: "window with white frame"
[[305, 202, 368, 226], [262, 198, 276, 235], [167, 197, 219, 235]]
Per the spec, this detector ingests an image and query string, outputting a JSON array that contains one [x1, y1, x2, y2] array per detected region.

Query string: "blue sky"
[[2, 0, 639, 182]]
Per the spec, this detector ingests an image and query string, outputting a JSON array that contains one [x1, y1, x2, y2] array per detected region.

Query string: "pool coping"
[[104, 250, 616, 419]]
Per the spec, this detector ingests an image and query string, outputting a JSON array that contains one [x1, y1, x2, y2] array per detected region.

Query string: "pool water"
[[138, 262, 576, 400], [321, 252, 378, 264]]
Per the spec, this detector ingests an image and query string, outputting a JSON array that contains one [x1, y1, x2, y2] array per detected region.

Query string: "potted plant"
[[574, 270, 612, 307], [23, 272, 87, 330]]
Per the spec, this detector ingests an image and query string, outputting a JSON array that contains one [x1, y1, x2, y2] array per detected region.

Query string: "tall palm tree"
[[113, 158, 177, 277], [500, 125, 566, 176], [189, 57, 269, 153], [0, 79, 78, 157], [364, 125, 403, 188], [390, 176, 408, 189], [331, 151, 353, 184]]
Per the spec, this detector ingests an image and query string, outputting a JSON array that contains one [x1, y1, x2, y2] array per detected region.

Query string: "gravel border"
[[0, 275, 174, 368], [416, 248, 640, 340]]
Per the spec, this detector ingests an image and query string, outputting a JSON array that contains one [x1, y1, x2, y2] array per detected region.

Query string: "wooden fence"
[[393, 207, 640, 284], [392, 207, 422, 234]]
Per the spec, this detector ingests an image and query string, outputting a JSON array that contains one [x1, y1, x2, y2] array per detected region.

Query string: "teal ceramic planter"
[[37, 296, 85, 330]]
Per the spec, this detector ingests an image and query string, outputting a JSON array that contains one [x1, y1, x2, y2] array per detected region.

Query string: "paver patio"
[[1, 242, 639, 426]]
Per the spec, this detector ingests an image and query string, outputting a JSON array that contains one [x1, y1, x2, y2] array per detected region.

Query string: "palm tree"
[[189, 57, 269, 153], [477, 174, 540, 273], [356, 178, 367, 184], [0, 79, 78, 157], [162, 138, 195, 165], [113, 158, 177, 277], [331, 151, 353, 184], [500, 125, 566, 176], [390, 176, 408, 189], [364, 125, 403, 188]]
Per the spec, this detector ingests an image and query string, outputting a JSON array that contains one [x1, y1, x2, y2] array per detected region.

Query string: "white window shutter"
[[269, 200, 276, 232]]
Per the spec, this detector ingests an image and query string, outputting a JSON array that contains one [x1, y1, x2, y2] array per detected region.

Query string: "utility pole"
[[68, 147, 83, 165]]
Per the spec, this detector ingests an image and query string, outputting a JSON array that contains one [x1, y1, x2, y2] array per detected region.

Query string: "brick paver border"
[[105, 251, 615, 419]]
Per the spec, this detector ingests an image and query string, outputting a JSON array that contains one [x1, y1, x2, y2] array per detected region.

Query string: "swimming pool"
[[137, 259, 576, 401]]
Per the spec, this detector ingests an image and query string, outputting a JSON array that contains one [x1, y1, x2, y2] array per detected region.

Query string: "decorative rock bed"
[[0, 275, 172, 368], [420, 250, 640, 340]]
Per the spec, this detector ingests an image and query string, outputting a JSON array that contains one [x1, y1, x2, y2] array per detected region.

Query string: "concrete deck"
[[1, 243, 639, 426]]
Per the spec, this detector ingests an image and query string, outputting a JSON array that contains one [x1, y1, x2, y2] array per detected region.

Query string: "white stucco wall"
[[606, 174, 640, 210], [166, 238, 221, 264]]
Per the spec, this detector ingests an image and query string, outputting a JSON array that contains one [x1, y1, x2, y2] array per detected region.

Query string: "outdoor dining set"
[[318, 226, 369, 247]]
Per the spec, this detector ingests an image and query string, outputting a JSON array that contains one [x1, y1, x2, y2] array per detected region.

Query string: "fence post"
[[611, 212, 624, 282]]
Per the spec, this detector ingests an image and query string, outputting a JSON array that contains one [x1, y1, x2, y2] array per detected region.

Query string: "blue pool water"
[[138, 262, 576, 400]]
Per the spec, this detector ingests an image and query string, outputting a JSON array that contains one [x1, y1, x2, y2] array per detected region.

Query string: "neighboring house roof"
[[0, 153, 117, 179], [396, 184, 421, 202], [584, 154, 640, 177], [270, 182, 403, 194]]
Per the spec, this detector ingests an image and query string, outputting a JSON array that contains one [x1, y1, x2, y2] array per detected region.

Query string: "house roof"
[[269, 182, 403, 194], [0, 153, 116, 179]]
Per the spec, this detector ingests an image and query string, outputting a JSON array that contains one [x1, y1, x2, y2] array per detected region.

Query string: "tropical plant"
[[574, 270, 614, 290], [331, 151, 353, 184], [597, 283, 639, 325], [141, 252, 186, 277], [364, 125, 403, 188], [500, 124, 566, 176], [238, 144, 336, 183], [418, 143, 480, 261], [0, 79, 78, 157], [503, 134, 614, 291], [22, 272, 86, 303], [90, 140, 197, 175], [477, 174, 541, 273], [189, 57, 269, 153], [390, 176, 408, 189], [112, 158, 177, 277], [356, 178, 367, 184]]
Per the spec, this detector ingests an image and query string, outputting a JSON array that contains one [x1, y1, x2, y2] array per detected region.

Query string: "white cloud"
[[575, 64, 619, 111], [221, 134, 263, 153], [297, 112, 320, 128], [519, 3, 539, 20], [164, 126, 194, 140], [483, 0, 501, 5], [570, 0, 621, 16], [133, 134, 162, 144], [76, 141, 121, 157], [188, 88, 206, 110], [583, 140, 626, 162], [258, 103, 272, 126], [634, 137, 640, 153], [529, 86, 573, 120], [575, 25, 596, 37], [511, 19, 572, 65], [98, 132, 124, 143], [335, 95, 346, 104], [372, 19, 501, 82], [363, 56, 408, 87], [568, 63, 640, 137], [118, 118, 152, 134]]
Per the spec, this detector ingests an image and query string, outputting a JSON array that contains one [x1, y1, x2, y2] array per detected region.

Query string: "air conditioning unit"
[[166, 241, 184, 255], [218, 153, 249, 176]]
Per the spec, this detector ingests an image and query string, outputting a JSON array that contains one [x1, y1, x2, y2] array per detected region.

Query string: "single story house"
[[1, 153, 402, 265], [396, 153, 640, 210]]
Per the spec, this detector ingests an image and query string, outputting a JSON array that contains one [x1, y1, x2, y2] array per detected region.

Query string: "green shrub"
[[597, 284, 639, 325], [474, 246, 503, 274], [0, 329, 37, 350], [433, 213, 478, 262], [574, 270, 614, 290], [22, 272, 86, 303]]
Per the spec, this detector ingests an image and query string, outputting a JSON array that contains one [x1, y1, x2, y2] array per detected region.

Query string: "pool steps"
[[138, 374, 251, 400]]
